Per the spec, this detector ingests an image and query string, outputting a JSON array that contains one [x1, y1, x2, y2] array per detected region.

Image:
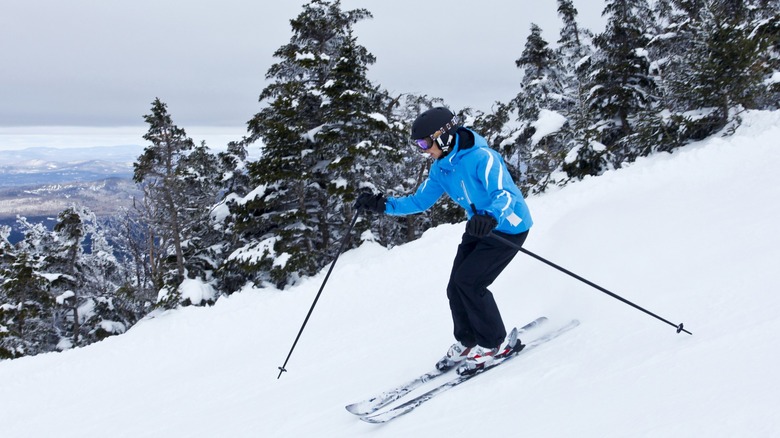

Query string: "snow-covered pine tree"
[[628, 0, 750, 155], [106, 207, 158, 304], [0, 209, 141, 358], [555, 0, 595, 184], [231, 0, 392, 287], [751, 0, 780, 108], [208, 140, 253, 293], [511, 23, 570, 194], [557, 0, 594, 91], [0, 220, 55, 358], [46, 206, 133, 349], [318, 31, 408, 247], [0, 251, 51, 359], [468, 3, 594, 197], [70, 208, 138, 344], [664, 0, 765, 132], [569, 0, 657, 178], [174, 141, 223, 290], [621, 0, 689, 155], [0, 225, 24, 359], [217, 140, 252, 198], [0, 226, 12, 346], [135, 98, 222, 306], [134, 98, 193, 294], [48, 207, 85, 348], [0, 225, 11, 273]]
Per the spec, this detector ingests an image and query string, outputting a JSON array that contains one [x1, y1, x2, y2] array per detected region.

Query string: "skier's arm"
[[386, 177, 445, 216]]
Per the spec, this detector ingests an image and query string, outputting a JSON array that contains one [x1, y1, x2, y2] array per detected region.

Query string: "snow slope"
[[2, 111, 780, 437]]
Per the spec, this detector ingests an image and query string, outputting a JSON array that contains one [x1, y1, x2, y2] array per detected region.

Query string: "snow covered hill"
[[2, 111, 780, 437]]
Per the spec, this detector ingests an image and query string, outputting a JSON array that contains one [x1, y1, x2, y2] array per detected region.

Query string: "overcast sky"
[[1, 0, 605, 149]]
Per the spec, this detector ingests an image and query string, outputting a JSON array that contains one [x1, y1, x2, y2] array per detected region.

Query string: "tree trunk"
[[72, 305, 79, 347], [163, 189, 185, 278]]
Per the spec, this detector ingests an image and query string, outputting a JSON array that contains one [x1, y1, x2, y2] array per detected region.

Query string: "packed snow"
[[1, 111, 780, 437]]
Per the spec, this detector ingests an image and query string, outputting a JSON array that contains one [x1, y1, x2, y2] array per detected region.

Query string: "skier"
[[355, 107, 533, 374]]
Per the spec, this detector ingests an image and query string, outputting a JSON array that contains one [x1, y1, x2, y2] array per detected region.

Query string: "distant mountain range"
[[0, 145, 144, 222], [0, 177, 140, 217], [0, 144, 142, 187]]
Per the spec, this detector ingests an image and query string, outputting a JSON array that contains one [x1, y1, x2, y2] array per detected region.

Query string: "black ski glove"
[[354, 192, 386, 214], [466, 214, 498, 238]]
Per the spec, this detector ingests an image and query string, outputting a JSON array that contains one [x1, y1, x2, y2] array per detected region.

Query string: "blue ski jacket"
[[385, 128, 532, 235]]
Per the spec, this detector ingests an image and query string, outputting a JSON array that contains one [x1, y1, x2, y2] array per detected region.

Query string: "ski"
[[359, 319, 580, 424], [345, 316, 548, 416]]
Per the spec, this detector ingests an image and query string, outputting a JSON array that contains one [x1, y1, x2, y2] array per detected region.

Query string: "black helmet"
[[411, 107, 459, 141]]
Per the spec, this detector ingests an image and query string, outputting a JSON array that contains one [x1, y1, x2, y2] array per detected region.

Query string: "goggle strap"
[[431, 115, 459, 139]]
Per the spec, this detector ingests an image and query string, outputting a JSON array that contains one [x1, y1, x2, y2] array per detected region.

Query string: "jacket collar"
[[438, 128, 485, 171]]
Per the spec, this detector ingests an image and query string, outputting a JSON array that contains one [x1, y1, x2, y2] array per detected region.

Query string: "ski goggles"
[[413, 129, 444, 150], [414, 136, 435, 150]]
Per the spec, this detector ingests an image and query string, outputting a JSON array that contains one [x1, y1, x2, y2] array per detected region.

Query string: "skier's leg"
[[449, 231, 529, 348], [446, 233, 480, 347]]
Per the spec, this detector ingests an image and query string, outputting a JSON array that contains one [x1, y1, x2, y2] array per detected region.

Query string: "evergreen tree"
[[175, 141, 222, 286], [512, 23, 570, 193], [134, 98, 193, 291], [589, 0, 656, 138], [230, 0, 399, 287], [556, 0, 595, 174], [0, 225, 19, 359], [670, 1, 764, 126], [0, 219, 55, 358], [75, 210, 137, 343], [568, 0, 657, 178], [134, 99, 222, 306], [1, 209, 141, 359], [318, 31, 408, 246], [48, 207, 85, 348], [557, 0, 594, 71], [515, 24, 567, 115], [642, 0, 768, 149], [217, 140, 252, 197], [752, 2, 780, 108], [0, 251, 51, 358], [109, 206, 158, 303], [46, 207, 134, 348], [616, 0, 692, 156]]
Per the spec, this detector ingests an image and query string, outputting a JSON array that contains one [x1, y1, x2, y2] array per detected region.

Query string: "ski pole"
[[277, 210, 362, 379], [488, 232, 692, 335]]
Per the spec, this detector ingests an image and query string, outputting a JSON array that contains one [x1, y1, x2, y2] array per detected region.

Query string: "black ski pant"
[[446, 230, 528, 349]]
